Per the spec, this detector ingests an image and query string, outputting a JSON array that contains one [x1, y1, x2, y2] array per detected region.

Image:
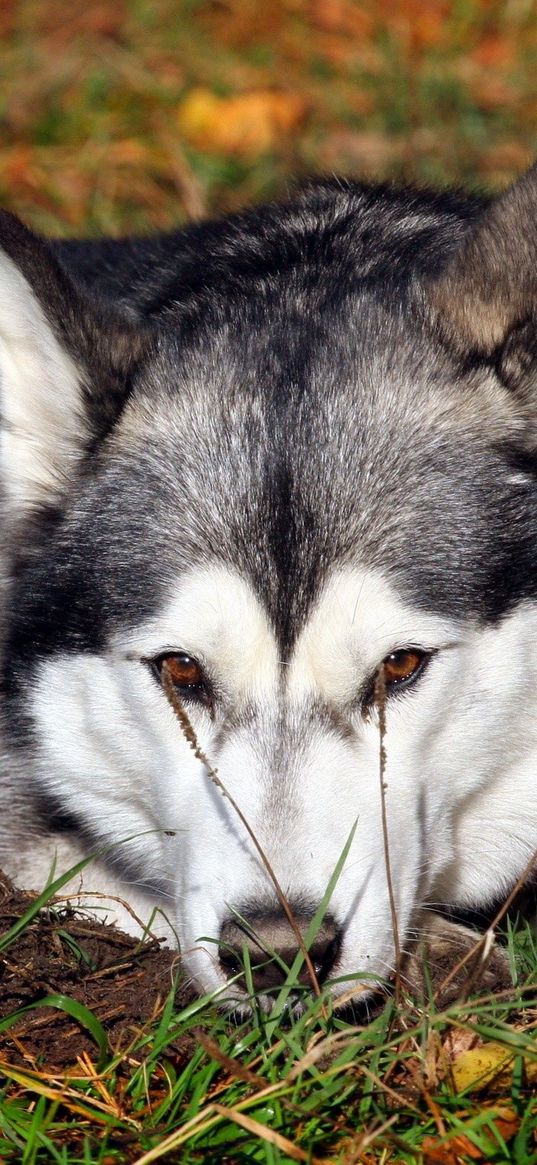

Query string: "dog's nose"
[[218, 907, 341, 993]]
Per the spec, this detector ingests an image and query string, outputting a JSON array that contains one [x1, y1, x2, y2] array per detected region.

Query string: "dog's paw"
[[402, 914, 513, 1008]]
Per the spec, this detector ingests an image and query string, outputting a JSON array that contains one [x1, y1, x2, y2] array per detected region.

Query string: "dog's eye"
[[381, 648, 428, 689], [362, 648, 432, 712], [161, 653, 203, 687], [152, 652, 210, 702]]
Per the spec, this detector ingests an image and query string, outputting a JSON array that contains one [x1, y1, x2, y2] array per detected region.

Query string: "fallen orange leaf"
[[423, 1107, 519, 1163]]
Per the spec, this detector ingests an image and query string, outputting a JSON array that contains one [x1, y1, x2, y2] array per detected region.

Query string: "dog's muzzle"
[[218, 904, 341, 994]]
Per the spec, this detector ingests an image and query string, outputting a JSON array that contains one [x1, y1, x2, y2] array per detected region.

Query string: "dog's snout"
[[218, 907, 341, 994]]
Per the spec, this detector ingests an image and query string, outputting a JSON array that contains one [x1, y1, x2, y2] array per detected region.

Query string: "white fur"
[[21, 561, 537, 1004], [0, 250, 84, 513]]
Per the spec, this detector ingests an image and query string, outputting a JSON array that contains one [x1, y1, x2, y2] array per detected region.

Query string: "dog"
[[2, 161, 536, 1010]]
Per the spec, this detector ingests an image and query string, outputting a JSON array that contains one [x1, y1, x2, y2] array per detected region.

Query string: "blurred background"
[[2, 0, 537, 237]]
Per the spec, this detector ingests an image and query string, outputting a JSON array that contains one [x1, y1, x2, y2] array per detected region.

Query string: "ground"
[[0, 873, 194, 1069]]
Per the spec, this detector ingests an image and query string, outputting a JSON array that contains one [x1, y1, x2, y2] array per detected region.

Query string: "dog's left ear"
[[425, 162, 537, 389], [0, 210, 149, 523]]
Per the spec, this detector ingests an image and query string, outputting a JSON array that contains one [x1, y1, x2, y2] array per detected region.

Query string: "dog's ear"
[[0, 210, 149, 521], [425, 162, 537, 389]]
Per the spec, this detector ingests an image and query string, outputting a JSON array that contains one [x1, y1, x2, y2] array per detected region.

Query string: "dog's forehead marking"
[[288, 567, 460, 703], [120, 563, 458, 705], [120, 565, 279, 698]]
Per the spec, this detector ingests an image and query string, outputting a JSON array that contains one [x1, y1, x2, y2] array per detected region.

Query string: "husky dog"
[[2, 162, 537, 1009]]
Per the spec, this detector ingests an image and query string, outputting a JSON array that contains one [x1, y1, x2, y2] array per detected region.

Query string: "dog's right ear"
[[424, 163, 537, 389], [0, 210, 149, 524]]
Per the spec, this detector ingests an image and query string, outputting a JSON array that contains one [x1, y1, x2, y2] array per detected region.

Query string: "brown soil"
[[0, 871, 195, 1068]]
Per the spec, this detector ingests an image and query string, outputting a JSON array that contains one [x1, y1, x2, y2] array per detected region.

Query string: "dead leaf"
[[423, 1130, 481, 1162], [451, 1042, 513, 1093], [473, 34, 516, 70], [177, 88, 306, 157], [423, 1107, 520, 1164], [450, 1041, 537, 1094], [443, 1026, 479, 1061]]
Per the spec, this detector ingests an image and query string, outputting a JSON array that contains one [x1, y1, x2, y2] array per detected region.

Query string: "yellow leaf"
[[450, 1043, 515, 1092], [177, 88, 306, 157]]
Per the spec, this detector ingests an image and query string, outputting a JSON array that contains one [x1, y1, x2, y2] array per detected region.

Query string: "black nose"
[[218, 907, 341, 994]]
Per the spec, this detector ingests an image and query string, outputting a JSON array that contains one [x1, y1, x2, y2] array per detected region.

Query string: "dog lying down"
[[3, 160, 537, 1011]]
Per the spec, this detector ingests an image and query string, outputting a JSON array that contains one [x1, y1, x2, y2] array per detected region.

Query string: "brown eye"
[[153, 652, 210, 703], [382, 649, 427, 689], [162, 653, 203, 687]]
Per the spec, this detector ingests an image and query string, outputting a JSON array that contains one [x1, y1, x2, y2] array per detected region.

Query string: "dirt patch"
[[0, 872, 196, 1067]]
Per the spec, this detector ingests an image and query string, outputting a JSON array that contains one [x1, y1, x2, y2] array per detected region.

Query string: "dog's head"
[[2, 166, 537, 1009]]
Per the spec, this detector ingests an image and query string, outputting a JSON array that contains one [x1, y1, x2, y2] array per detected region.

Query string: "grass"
[[1, 875, 537, 1163]]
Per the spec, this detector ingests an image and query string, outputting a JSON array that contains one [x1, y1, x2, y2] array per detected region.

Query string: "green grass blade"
[[264, 818, 359, 1038], [0, 858, 98, 954]]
